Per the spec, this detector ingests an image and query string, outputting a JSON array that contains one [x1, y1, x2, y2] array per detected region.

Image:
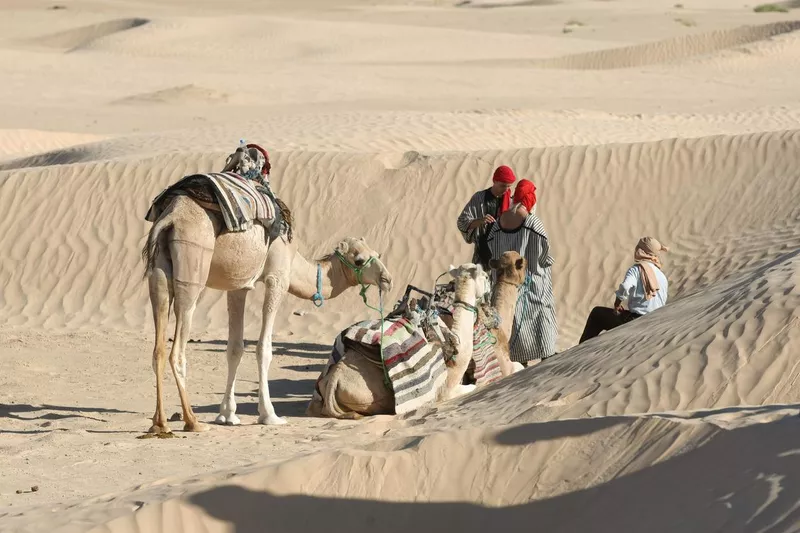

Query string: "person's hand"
[[483, 214, 496, 226], [614, 302, 625, 314]]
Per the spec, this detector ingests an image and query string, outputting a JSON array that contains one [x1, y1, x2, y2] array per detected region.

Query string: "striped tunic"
[[487, 215, 558, 362], [456, 188, 502, 268]]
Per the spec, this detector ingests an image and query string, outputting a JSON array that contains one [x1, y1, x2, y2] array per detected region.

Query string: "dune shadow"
[[0, 403, 138, 433], [494, 416, 628, 445], [187, 417, 800, 533]]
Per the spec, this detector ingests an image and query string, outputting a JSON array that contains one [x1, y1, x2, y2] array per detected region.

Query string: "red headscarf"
[[492, 165, 516, 214], [513, 179, 537, 212]]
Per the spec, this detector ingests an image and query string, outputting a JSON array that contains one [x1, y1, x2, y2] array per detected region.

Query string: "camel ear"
[[515, 258, 525, 269], [448, 264, 459, 277], [488, 259, 500, 270], [336, 240, 349, 255]]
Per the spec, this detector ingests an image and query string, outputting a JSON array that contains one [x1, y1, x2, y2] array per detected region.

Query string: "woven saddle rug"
[[433, 282, 504, 387], [145, 172, 276, 234], [312, 310, 505, 415], [312, 316, 448, 415], [470, 318, 504, 387]]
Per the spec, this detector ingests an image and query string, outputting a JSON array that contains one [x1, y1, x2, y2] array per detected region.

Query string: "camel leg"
[[168, 279, 210, 432], [165, 234, 214, 433], [255, 240, 291, 426], [175, 286, 204, 389], [148, 254, 173, 434], [216, 289, 248, 426]]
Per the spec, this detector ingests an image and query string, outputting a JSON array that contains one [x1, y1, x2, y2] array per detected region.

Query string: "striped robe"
[[456, 188, 501, 268], [487, 215, 558, 362]]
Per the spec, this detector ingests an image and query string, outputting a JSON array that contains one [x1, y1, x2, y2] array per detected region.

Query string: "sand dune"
[[2, 250, 797, 532], [534, 21, 800, 69], [1, 129, 798, 347], [3, 0, 800, 531], [112, 84, 231, 106], [31, 18, 149, 52], [0, 129, 106, 162], [98, 413, 800, 533]]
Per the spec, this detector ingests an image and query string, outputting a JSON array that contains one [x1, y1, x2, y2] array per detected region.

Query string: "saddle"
[[153, 142, 293, 243]]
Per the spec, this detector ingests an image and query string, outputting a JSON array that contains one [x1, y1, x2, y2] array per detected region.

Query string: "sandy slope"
[[1, 129, 798, 346], [2, 0, 800, 531]]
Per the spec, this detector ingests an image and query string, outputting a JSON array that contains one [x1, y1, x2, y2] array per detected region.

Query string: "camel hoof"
[[258, 415, 288, 426], [183, 421, 211, 433], [512, 362, 525, 373], [148, 424, 172, 435], [215, 414, 241, 426]]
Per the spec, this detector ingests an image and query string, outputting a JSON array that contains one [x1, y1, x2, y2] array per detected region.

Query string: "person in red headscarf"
[[486, 178, 558, 365], [456, 165, 517, 269]]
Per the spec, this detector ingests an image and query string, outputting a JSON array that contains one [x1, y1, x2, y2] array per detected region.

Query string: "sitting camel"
[[307, 262, 490, 419], [446, 253, 528, 384], [142, 193, 393, 434]]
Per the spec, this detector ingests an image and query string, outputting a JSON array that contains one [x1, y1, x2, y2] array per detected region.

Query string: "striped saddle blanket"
[[145, 172, 276, 233], [314, 316, 448, 415], [432, 281, 504, 387], [312, 310, 505, 415], [471, 319, 503, 387]]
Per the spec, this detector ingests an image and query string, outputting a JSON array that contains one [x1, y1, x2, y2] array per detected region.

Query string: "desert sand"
[[1, 0, 800, 531]]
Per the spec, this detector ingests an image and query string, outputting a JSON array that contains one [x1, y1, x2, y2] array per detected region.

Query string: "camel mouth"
[[379, 277, 393, 292]]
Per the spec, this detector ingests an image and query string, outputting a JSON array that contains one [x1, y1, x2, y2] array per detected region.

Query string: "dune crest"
[[533, 21, 800, 69]]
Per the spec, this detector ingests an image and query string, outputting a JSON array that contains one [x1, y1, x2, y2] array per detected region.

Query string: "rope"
[[331, 250, 391, 389], [311, 263, 324, 307]]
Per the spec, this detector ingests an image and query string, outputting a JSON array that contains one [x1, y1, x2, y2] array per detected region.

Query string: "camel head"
[[489, 251, 527, 287], [448, 262, 491, 303], [335, 237, 393, 293]]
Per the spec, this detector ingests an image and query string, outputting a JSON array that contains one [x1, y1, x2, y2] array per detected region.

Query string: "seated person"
[[579, 237, 669, 343]]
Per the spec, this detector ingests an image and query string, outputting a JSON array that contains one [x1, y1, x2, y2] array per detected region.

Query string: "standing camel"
[[142, 194, 392, 433], [308, 262, 490, 419]]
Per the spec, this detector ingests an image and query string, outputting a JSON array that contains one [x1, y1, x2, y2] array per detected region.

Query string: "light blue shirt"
[[615, 264, 668, 315]]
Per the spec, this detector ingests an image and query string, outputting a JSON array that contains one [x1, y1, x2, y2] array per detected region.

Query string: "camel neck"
[[491, 280, 518, 307], [450, 282, 476, 338], [288, 251, 350, 301]]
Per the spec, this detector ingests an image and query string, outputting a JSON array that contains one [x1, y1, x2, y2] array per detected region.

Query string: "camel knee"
[[263, 273, 288, 292], [227, 341, 245, 360]]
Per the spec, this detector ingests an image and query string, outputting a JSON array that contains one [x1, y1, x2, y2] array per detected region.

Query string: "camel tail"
[[141, 212, 173, 280]]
